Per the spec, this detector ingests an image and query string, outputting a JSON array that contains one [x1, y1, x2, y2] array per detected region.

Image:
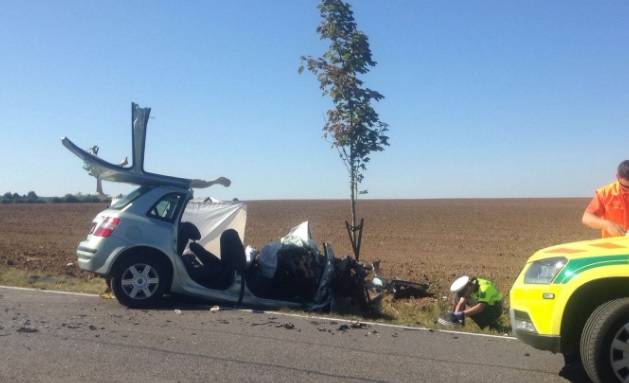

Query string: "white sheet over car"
[[181, 200, 247, 257]]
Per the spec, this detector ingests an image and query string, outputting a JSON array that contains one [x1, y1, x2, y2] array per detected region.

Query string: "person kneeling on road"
[[440, 276, 503, 329]]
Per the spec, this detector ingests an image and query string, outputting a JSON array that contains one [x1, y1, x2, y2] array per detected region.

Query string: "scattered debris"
[[351, 320, 367, 329], [250, 321, 278, 327], [88, 325, 97, 331], [277, 322, 295, 330], [366, 329, 379, 336], [524, 353, 530, 357], [366, 261, 432, 304], [99, 291, 114, 300], [337, 321, 368, 332], [210, 305, 220, 313], [17, 327, 38, 333], [392, 332, 399, 338], [390, 279, 431, 300]]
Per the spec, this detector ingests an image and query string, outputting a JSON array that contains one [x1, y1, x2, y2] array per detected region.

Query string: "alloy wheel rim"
[[610, 322, 629, 382], [120, 263, 159, 300]]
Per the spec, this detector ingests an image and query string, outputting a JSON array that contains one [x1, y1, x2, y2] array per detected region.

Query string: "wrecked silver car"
[[63, 103, 336, 309]]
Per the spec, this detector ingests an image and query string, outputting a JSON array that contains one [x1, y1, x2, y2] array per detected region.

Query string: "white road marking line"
[[0, 285, 100, 297], [248, 310, 518, 340], [0, 285, 517, 340]]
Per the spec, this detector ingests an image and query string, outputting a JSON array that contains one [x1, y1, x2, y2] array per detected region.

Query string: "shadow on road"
[[558, 363, 591, 383]]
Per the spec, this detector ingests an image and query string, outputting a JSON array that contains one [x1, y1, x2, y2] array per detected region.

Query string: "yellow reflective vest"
[[471, 278, 502, 306]]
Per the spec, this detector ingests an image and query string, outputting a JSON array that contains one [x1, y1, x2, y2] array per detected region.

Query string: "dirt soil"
[[0, 199, 596, 298]]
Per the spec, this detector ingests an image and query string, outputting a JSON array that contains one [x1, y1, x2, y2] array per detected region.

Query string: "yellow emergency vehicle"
[[510, 236, 629, 383]]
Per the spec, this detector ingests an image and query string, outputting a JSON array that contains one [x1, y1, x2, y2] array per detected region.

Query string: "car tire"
[[580, 298, 629, 383], [110, 253, 171, 308]]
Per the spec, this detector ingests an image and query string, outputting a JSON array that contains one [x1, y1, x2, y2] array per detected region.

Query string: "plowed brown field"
[[0, 199, 595, 296]]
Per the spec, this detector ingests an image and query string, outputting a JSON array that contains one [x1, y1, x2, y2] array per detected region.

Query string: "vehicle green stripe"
[[553, 255, 629, 284]]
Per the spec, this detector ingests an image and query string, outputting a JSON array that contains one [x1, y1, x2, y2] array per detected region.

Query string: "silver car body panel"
[[61, 103, 231, 189], [66, 103, 330, 309], [75, 184, 305, 308]]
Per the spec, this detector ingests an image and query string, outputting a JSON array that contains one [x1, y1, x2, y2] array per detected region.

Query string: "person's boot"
[[437, 312, 464, 326]]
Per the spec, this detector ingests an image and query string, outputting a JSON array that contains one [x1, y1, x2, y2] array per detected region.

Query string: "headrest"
[[220, 229, 246, 272], [179, 221, 201, 241]]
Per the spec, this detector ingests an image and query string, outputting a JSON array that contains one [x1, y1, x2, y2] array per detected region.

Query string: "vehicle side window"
[[110, 186, 153, 210], [148, 193, 183, 222]]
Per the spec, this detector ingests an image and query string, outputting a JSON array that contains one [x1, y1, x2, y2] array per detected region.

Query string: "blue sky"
[[1, 1, 628, 199]]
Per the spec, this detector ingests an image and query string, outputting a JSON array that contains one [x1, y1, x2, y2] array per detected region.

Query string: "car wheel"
[[581, 298, 629, 383], [110, 253, 170, 308]]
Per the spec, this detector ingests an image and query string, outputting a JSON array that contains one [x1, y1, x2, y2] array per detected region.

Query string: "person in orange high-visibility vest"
[[582, 160, 629, 238]]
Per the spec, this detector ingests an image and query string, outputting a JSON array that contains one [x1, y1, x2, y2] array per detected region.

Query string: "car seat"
[[184, 229, 246, 294], [179, 222, 222, 283], [211, 229, 247, 296], [178, 221, 201, 256], [219, 229, 246, 275]]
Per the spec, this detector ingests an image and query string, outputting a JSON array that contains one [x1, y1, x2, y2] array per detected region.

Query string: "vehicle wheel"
[[580, 298, 629, 383], [110, 253, 170, 308]]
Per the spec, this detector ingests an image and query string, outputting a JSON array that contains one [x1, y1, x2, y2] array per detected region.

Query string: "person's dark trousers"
[[470, 302, 502, 329]]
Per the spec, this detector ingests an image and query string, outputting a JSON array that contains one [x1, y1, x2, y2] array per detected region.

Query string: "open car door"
[[61, 103, 231, 189]]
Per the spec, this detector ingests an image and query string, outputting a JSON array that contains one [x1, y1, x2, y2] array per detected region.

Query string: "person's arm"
[[454, 297, 466, 312], [463, 302, 486, 316], [582, 211, 626, 236]]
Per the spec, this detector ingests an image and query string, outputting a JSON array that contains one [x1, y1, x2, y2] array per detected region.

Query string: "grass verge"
[[0, 266, 106, 294], [0, 265, 511, 336]]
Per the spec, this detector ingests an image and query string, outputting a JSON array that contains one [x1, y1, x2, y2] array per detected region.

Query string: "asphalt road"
[[0, 286, 590, 383]]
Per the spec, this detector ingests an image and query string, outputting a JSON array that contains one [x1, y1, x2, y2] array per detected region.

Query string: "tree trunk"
[[350, 172, 357, 230], [346, 166, 363, 260]]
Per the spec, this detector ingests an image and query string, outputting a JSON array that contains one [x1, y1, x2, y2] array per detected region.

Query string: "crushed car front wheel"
[[111, 254, 170, 308]]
